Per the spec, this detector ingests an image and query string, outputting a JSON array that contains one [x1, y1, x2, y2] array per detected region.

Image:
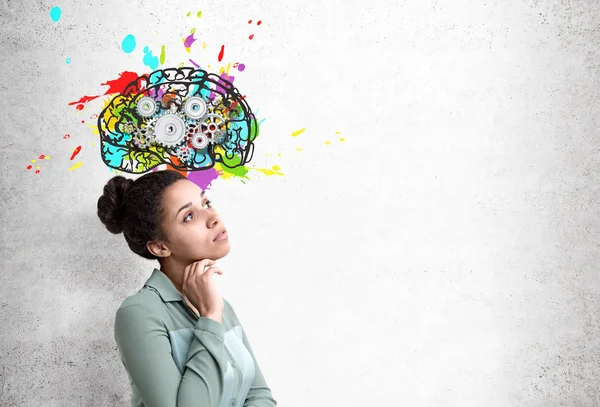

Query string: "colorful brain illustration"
[[97, 67, 258, 173]]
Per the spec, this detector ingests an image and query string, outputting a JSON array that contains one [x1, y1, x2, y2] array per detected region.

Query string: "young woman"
[[97, 170, 277, 407]]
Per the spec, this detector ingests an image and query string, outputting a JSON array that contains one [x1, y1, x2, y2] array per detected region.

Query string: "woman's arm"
[[114, 302, 228, 407], [224, 299, 277, 407]]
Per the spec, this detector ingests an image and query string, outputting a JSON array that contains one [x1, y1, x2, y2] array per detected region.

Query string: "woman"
[[97, 170, 277, 407]]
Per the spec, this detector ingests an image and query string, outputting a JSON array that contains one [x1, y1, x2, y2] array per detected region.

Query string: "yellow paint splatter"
[[272, 165, 280, 171], [36, 166, 40, 170], [69, 162, 82, 172], [340, 138, 345, 142], [45, 156, 50, 160], [251, 167, 284, 176], [291, 128, 305, 137], [197, 11, 202, 17], [226, 62, 231, 74], [325, 140, 331, 145], [191, 28, 196, 34], [278, 153, 281, 156], [31, 159, 36, 163], [186, 11, 191, 16], [202, 42, 207, 49], [296, 147, 302, 152], [335, 131, 340, 134], [219, 67, 225, 74], [207, 64, 211, 68]]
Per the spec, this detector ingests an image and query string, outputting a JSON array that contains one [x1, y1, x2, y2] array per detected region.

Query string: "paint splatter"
[[26, 155, 50, 174], [248, 19, 261, 39], [66, 57, 71, 64], [218, 45, 225, 62], [197, 11, 202, 17], [50, 6, 61, 22], [184, 31, 197, 52], [159, 45, 166, 64], [68, 71, 140, 109], [291, 128, 306, 137], [76, 104, 84, 111], [143, 47, 159, 70], [63, 134, 70, 139], [69, 162, 82, 172], [189, 59, 200, 68], [70, 146, 82, 160], [121, 34, 136, 53], [238, 63, 245, 72]]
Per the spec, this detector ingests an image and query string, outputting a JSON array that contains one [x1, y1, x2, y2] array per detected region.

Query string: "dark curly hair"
[[97, 170, 187, 260]]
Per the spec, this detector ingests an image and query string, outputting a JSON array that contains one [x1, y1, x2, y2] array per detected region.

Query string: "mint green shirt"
[[114, 268, 277, 407]]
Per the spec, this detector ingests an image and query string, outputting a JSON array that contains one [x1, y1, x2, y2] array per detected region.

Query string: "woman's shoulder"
[[115, 286, 167, 318]]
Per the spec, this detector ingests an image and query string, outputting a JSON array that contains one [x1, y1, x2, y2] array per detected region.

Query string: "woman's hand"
[[182, 259, 224, 322]]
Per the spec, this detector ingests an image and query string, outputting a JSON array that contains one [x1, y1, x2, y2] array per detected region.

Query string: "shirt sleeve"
[[114, 302, 228, 407], [224, 299, 277, 407]]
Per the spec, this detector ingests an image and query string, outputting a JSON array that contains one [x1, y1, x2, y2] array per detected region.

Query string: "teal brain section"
[[97, 67, 258, 174]]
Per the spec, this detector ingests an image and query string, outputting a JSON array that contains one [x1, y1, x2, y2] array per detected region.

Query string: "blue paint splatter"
[[50, 6, 61, 22], [121, 34, 136, 53], [143, 46, 159, 70], [66, 57, 71, 64]]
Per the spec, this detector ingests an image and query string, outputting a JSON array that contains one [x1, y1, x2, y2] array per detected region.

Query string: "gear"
[[122, 121, 152, 148], [183, 96, 208, 119], [175, 146, 193, 162], [191, 132, 210, 149], [136, 97, 158, 117], [200, 114, 227, 142], [146, 112, 189, 148]]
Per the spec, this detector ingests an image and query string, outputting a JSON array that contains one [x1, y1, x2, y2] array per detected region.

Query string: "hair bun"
[[97, 176, 134, 234]]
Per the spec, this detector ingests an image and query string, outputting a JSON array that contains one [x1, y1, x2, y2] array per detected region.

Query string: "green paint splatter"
[[197, 11, 202, 18], [160, 45, 166, 64]]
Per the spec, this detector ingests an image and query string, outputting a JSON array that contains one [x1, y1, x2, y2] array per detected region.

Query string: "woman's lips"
[[214, 230, 228, 242]]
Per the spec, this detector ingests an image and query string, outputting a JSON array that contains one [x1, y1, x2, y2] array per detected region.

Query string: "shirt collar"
[[143, 268, 185, 303]]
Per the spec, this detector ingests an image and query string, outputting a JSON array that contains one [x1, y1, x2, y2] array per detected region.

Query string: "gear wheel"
[[123, 121, 153, 148], [146, 112, 189, 148], [174, 146, 193, 162], [200, 114, 227, 143]]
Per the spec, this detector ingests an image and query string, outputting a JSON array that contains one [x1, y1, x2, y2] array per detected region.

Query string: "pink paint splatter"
[[187, 167, 220, 190], [184, 33, 197, 48]]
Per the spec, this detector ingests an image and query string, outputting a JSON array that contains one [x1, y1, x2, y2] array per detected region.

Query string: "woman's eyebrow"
[[175, 191, 206, 218]]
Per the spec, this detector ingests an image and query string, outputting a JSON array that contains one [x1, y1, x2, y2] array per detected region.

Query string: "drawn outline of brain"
[[97, 67, 259, 173]]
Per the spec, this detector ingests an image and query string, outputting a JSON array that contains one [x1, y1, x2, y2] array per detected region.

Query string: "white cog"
[[184, 97, 208, 119], [147, 113, 188, 148]]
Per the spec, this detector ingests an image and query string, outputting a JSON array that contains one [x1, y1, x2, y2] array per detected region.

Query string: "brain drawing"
[[97, 67, 258, 173]]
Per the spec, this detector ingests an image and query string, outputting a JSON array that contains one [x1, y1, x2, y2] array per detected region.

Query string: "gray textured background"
[[1, 0, 600, 406]]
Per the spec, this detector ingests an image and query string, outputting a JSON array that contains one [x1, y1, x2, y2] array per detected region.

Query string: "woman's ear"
[[146, 240, 171, 258]]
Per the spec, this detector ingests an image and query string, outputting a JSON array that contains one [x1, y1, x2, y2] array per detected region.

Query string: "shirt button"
[[231, 399, 236, 406], [232, 362, 237, 368]]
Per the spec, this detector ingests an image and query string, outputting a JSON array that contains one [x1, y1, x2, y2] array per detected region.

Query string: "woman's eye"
[[205, 199, 213, 208], [184, 212, 194, 222]]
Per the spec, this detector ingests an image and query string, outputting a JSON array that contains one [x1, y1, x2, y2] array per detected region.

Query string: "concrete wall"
[[1, 0, 599, 405]]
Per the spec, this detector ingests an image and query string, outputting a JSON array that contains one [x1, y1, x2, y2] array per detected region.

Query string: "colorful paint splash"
[[26, 154, 50, 174], [122, 34, 136, 53], [143, 46, 159, 69], [50, 7, 61, 22]]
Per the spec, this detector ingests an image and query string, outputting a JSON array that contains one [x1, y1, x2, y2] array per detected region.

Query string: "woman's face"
[[155, 178, 231, 264]]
